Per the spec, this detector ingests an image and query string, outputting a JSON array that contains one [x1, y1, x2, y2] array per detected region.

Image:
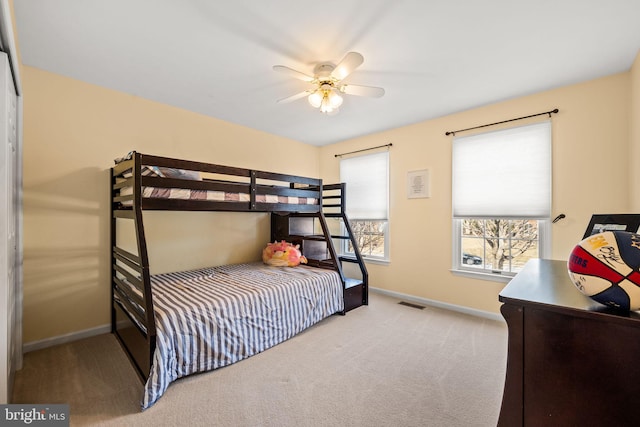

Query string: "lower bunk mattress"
[[141, 262, 344, 409]]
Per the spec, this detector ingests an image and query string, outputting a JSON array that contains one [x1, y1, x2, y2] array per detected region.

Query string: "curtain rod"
[[335, 143, 393, 158], [445, 108, 559, 136]]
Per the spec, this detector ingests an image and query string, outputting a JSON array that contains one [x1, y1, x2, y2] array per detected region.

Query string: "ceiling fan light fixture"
[[320, 95, 332, 114], [308, 87, 343, 114], [328, 90, 343, 108], [308, 90, 323, 108], [325, 106, 340, 116], [317, 89, 343, 114], [275, 51, 383, 115]]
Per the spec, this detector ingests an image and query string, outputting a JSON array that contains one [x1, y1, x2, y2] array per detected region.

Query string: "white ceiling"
[[12, 0, 640, 146]]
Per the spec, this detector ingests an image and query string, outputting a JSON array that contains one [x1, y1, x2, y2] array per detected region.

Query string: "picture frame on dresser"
[[582, 213, 640, 239]]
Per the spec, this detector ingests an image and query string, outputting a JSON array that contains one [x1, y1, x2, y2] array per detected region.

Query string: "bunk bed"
[[111, 151, 368, 409]]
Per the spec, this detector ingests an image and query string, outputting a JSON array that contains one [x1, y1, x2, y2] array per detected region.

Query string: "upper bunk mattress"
[[142, 262, 343, 409], [122, 185, 317, 205]]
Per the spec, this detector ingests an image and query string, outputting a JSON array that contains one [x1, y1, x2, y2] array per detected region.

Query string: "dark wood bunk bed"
[[110, 151, 368, 409]]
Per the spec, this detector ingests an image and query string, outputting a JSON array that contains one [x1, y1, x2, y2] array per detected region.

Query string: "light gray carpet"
[[12, 292, 507, 426]]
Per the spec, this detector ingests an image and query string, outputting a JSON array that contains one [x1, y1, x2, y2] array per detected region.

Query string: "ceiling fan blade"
[[331, 52, 364, 81], [341, 84, 385, 98], [276, 90, 312, 104], [273, 65, 315, 82]]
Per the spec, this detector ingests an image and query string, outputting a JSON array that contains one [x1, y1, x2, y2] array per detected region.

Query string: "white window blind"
[[340, 151, 389, 220], [452, 121, 551, 219]]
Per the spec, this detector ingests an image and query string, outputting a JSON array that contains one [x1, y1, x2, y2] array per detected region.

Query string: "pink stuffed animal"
[[262, 240, 308, 267]]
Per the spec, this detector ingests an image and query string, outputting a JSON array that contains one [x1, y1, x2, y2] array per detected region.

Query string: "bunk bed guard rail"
[[112, 152, 323, 213]]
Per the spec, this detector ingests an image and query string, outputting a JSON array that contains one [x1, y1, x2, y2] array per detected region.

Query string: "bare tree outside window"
[[347, 220, 386, 258], [462, 219, 539, 273]]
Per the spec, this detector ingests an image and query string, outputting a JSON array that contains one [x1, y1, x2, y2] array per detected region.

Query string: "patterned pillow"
[[119, 165, 163, 179], [114, 153, 201, 180], [157, 167, 201, 181]]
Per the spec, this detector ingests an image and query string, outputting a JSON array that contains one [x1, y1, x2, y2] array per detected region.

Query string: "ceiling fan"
[[273, 52, 385, 115]]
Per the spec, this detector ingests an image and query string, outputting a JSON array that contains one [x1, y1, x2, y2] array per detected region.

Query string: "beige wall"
[[21, 51, 640, 343], [320, 72, 632, 314], [631, 50, 640, 211], [21, 66, 319, 343]]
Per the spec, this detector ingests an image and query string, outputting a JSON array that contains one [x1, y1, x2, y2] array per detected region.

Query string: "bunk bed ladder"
[[270, 183, 368, 312], [110, 153, 156, 381], [321, 183, 368, 310]]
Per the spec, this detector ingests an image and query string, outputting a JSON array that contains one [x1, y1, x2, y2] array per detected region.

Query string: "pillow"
[[114, 153, 165, 179], [262, 240, 308, 267], [114, 151, 135, 164], [118, 166, 163, 179], [120, 167, 200, 180], [157, 167, 201, 181], [113, 153, 201, 181]]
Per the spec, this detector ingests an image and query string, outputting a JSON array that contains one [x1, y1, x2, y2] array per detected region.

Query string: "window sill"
[[450, 268, 514, 283], [342, 255, 390, 266], [364, 257, 390, 266]]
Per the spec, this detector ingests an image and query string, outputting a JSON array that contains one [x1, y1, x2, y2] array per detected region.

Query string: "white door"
[[0, 50, 17, 404]]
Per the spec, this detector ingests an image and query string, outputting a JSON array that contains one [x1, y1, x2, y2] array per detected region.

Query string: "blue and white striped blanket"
[[142, 262, 343, 409]]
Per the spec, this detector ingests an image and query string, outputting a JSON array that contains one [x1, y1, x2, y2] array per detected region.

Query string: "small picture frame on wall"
[[407, 169, 430, 199], [582, 214, 640, 239]]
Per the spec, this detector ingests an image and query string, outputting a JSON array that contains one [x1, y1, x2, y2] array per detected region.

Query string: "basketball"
[[567, 230, 640, 311]]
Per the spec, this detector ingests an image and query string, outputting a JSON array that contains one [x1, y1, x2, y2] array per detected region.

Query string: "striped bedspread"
[[142, 262, 344, 409]]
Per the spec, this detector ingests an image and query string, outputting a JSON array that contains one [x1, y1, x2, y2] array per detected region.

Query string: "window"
[[346, 220, 388, 258], [459, 218, 548, 274], [340, 151, 389, 261], [452, 121, 552, 279]]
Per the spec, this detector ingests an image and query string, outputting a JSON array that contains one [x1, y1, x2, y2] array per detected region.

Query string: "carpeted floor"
[[12, 292, 508, 426]]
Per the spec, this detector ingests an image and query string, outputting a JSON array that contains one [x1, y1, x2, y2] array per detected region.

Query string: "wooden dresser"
[[498, 259, 640, 426]]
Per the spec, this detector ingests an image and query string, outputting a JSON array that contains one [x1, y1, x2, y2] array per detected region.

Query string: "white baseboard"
[[23, 324, 111, 353], [370, 287, 504, 322]]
